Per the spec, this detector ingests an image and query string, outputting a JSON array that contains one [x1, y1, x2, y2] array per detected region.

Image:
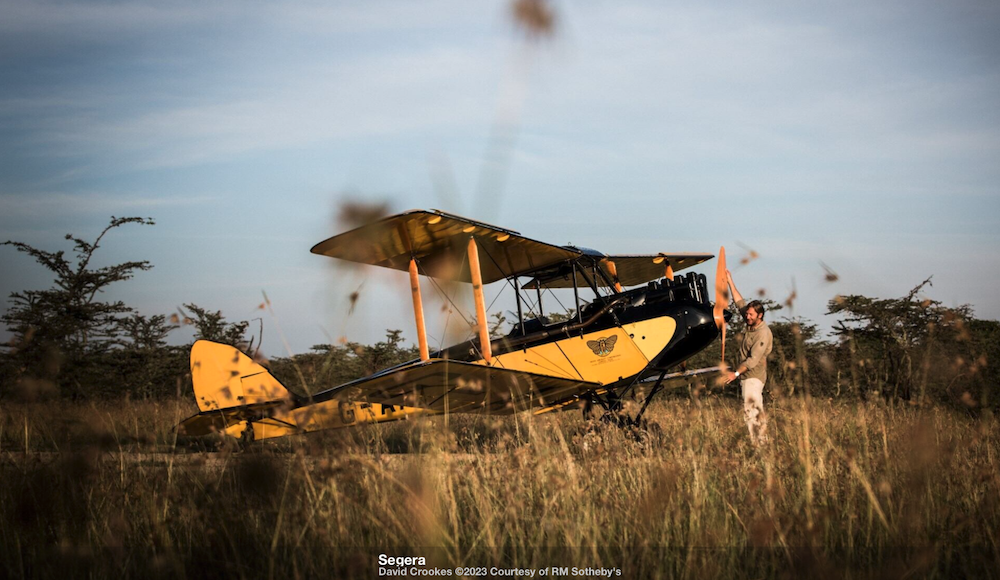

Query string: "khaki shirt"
[[736, 300, 773, 384]]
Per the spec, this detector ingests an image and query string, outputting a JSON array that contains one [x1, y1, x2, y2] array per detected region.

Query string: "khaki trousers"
[[741, 378, 767, 445]]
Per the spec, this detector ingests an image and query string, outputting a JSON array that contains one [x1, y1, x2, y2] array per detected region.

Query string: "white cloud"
[[10, 46, 500, 170], [0, 192, 215, 218], [0, 0, 500, 38], [0, 1, 216, 36]]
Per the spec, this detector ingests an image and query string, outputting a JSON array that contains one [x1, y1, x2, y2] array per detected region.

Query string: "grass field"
[[2, 395, 998, 578]]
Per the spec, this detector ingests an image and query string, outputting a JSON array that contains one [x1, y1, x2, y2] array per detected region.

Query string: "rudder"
[[190, 339, 290, 411]]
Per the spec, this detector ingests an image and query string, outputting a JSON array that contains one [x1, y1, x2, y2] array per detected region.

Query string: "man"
[[723, 270, 773, 445]]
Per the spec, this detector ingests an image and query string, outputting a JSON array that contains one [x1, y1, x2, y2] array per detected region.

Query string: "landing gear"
[[586, 371, 668, 442], [238, 421, 255, 450]]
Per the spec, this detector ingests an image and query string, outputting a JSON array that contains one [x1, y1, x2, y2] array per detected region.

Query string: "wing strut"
[[572, 262, 581, 323], [514, 277, 525, 335], [409, 258, 430, 361], [467, 238, 492, 363]]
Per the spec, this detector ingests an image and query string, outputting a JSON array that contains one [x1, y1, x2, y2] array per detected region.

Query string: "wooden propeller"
[[713, 246, 729, 369]]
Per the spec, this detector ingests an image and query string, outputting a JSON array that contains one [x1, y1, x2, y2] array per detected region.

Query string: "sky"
[[1, 0, 998, 356]]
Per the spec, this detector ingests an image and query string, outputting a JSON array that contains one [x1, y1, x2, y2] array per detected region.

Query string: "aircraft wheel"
[[238, 421, 255, 450], [643, 420, 664, 445], [626, 419, 663, 446]]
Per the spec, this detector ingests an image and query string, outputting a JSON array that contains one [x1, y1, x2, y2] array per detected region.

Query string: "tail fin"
[[190, 339, 290, 411]]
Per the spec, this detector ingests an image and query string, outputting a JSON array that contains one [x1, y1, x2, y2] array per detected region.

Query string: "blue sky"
[[2, 0, 998, 355]]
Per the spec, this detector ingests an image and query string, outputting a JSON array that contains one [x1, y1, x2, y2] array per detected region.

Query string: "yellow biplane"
[[178, 209, 731, 442]]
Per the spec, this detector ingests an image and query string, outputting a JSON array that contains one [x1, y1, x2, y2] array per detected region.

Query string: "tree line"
[[2, 217, 996, 409]]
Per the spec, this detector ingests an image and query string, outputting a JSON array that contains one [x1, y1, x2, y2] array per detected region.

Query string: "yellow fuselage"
[[233, 316, 675, 440]]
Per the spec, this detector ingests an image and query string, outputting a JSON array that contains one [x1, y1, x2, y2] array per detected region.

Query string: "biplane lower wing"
[[319, 359, 601, 415]]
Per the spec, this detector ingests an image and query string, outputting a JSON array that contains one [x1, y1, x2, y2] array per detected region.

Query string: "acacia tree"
[[117, 313, 177, 351], [827, 278, 971, 401], [179, 303, 249, 347], [269, 330, 419, 396], [351, 329, 419, 375], [1, 216, 155, 389]]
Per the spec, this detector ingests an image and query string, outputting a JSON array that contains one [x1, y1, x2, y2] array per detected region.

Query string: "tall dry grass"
[[2, 395, 998, 578]]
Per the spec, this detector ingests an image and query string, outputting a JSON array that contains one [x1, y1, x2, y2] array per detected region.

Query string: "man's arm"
[[723, 362, 750, 384], [722, 270, 748, 384], [726, 270, 745, 306]]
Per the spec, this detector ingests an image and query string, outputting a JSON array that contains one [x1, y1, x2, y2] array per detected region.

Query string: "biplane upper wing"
[[311, 209, 581, 284], [315, 359, 600, 415], [525, 253, 714, 289]]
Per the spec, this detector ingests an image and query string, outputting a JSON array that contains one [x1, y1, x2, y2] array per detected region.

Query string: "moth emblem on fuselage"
[[586, 335, 618, 357]]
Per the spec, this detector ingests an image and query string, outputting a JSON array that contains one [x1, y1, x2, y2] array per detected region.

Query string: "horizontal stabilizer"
[[177, 401, 285, 437]]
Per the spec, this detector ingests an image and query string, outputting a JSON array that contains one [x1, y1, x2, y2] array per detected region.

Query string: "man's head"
[[745, 300, 765, 328]]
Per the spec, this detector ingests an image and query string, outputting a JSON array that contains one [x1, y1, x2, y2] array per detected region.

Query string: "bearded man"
[[723, 270, 773, 445]]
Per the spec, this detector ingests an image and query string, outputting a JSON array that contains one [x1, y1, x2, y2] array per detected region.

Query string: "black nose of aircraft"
[[649, 303, 723, 372]]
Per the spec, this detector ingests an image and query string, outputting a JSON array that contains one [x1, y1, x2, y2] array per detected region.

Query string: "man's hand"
[[724, 371, 738, 385]]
